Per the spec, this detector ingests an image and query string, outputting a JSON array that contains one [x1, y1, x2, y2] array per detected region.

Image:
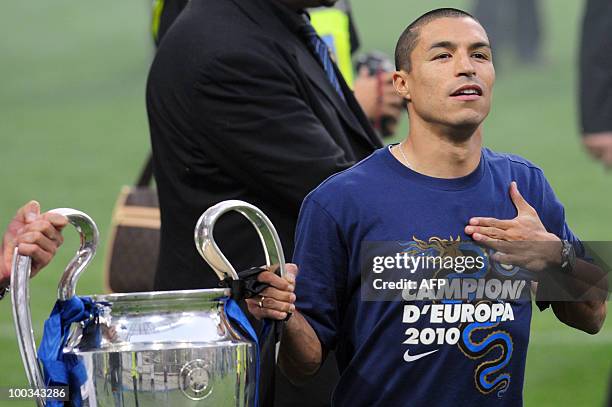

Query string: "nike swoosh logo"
[[403, 348, 439, 363]]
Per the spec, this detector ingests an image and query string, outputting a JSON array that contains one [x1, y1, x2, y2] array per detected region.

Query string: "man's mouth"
[[450, 85, 483, 101]]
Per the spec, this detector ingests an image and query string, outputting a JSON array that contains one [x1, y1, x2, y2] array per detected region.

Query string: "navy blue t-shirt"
[[293, 146, 582, 407]]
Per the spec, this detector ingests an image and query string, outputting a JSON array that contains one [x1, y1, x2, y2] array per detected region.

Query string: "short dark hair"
[[394, 8, 478, 71]]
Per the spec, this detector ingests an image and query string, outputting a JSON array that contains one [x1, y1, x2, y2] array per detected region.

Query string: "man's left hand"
[[245, 264, 298, 321], [464, 181, 562, 272]]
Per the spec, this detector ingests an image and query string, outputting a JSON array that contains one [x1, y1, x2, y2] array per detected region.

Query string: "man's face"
[[276, 0, 338, 10], [399, 17, 495, 132]]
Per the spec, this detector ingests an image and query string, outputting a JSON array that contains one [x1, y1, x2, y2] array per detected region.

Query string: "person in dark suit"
[[145, 0, 383, 405], [579, 0, 612, 168], [150, 0, 404, 138], [151, 0, 189, 47]]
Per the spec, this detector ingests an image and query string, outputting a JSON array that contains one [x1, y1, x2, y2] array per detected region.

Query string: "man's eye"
[[473, 52, 489, 60], [435, 53, 451, 60]]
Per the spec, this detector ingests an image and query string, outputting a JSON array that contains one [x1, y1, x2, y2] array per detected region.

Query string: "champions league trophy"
[[11, 200, 285, 406]]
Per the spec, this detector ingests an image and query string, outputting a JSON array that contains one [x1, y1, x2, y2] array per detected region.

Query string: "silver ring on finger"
[[258, 296, 265, 309]]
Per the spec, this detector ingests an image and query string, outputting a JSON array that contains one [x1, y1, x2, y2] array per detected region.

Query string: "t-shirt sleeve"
[[535, 172, 586, 311], [293, 197, 348, 352]]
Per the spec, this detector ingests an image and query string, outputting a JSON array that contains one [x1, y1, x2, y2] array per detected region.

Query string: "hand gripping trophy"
[[11, 200, 284, 406]]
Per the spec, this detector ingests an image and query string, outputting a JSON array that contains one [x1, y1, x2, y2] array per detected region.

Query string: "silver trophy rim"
[[90, 287, 231, 303]]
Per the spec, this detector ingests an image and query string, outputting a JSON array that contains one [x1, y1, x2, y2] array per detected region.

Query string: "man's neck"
[[397, 120, 483, 179]]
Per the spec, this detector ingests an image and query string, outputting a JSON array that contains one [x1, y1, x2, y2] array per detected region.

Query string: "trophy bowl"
[[11, 200, 285, 406]]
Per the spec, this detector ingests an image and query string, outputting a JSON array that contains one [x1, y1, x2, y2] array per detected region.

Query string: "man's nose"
[[455, 53, 476, 77]]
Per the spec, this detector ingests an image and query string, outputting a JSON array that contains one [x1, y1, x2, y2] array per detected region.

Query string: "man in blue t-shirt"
[[246, 7, 608, 406]]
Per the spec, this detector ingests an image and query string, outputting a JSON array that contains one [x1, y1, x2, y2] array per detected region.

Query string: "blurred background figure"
[[151, 0, 188, 47], [308, 0, 404, 137], [306, 0, 360, 87], [579, 0, 612, 169], [472, 0, 543, 67]]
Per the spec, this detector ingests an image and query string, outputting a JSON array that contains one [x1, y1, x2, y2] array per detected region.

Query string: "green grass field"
[[0, 0, 610, 406]]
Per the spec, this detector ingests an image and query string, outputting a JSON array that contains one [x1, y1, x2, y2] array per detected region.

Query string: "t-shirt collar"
[[382, 144, 486, 191]]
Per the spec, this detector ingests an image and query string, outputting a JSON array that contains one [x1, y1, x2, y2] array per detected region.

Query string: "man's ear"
[[392, 71, 411, 102]]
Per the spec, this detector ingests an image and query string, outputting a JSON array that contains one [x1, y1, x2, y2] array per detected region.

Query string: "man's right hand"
[[245, 263, 298, 321]]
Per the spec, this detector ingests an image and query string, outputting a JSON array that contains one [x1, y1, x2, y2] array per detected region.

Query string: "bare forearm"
[[551, 259, 608, 334], [278, 310, 323, 384], [552, 300, 606, 334]]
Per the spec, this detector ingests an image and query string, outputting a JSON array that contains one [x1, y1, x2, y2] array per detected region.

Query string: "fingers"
[[357, 65, 370, 79], [42, 212, 69, 230], [468, 217, 515, 229], [258, 292, 296, 313], [509, 181, 535, 214], [471, 233, 512, 252], [258, 270, 294, 292], [247, 263, 299, 321], [259, 285, 296, 303], [584, 143, 605, 159], [15, 200, 41, 224], [16, 224, 62, 275], [284, 263, 298, 284], [465, 225, 506, 240], [16, 231, 57, 254], [17, 243, 54, 275], [20, 219, 65, 247], [245, 294, 295, 321], [12, 215, 66, 276], [471, 231, 498, 243], [583, 134, 612, 166], [380, 80, 404, 110]]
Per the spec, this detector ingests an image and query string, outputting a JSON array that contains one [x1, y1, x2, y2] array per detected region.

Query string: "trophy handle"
[[195, 200, 286, 280], [11, 208, 99, 406]]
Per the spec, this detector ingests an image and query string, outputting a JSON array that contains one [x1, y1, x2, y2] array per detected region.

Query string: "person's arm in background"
[[0, 201, 68, 291], [579, 0, 612, 168], [308, 2, 403, 137]]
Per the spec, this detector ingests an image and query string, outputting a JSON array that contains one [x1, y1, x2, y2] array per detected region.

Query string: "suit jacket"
[[580, 0, 612, 134], [147, 0, 381, 290], [146, 0, 382, 405]]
